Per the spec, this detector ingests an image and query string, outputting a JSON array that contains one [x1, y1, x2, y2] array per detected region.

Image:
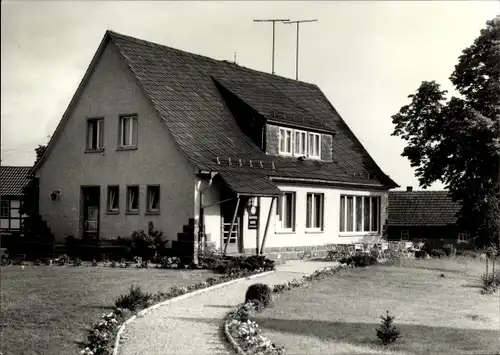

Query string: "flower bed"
[[80, 265, 275, 355], [225, 264, 349, 355]]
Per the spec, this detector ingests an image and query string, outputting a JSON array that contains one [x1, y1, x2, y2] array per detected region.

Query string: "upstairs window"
[[308, 132, 321, 158], [279, 128, 292, 154], [294, 130, 307, 156], [1, 200, 9, 218], [120, 115, 138, 148], [86, 118, 104, 151]]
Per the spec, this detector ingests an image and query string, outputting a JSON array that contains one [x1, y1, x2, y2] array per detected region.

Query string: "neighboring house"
[[387, 187, 469, 246], [0, 166, 31, 235], [32, 30, 398, 261]]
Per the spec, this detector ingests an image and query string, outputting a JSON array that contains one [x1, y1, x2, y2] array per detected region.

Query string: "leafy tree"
[[391, 16, 500, 247], [34, 144, 47, 165]]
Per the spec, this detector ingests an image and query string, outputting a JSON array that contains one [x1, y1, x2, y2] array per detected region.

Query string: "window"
[[86, 118, 104, 150], [294, 130, 307, 156], [107, 186, 119, 212], [126, 186, 139, 212], [147, 186, 160, 213], [306, 193, 324, 230], [401, 230, 410, 239], [308, 132, 321, 158], [340, 195, 381, 233], [458, 232, 469, 243], [1, 200, 9, 218], [279, 128, 292, 154], [276, 192, 296, 231], [120, 115, 138, 147]]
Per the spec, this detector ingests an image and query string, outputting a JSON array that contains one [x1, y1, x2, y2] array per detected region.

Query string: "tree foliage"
[[392, 16, 500, 247]]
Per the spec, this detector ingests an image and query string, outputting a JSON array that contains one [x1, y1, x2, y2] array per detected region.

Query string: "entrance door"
[[82, 187, 100, 241], [221, 199, 243, 254]]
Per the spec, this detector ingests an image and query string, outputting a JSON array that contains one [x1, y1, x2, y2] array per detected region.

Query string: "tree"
[[391, 16, 500, 248], [34, 144, 47, 165]]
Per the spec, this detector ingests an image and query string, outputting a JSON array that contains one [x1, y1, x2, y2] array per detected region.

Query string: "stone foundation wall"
[[244, 244, 329, 261]]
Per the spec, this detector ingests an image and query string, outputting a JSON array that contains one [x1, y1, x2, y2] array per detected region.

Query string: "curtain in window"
[[339, 196, 345, 232], [346, 196, 354, 231], [108, 189, 116, 210], [128, 188, 137, 210], [306, 194, 312, 228], [314, 194, 322, 228], [355, 196, 362, 231], [132, 117, 138, 146], [148, 188, 159, 210], [284, 193, 293, 228], [371, 197, 379, 231], [363, 197, 371, 231]]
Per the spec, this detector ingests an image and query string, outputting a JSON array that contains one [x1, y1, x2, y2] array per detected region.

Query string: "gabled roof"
[[388, 191, 460, 227], [33, 30, 398, 190], [1, 166, 32, 196]]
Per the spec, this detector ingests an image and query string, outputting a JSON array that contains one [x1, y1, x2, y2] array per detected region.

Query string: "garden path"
[[118, 260, 337, 355]]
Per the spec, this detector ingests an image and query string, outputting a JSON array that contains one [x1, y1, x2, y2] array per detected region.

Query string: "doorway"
[[81, 186, 100, 241]]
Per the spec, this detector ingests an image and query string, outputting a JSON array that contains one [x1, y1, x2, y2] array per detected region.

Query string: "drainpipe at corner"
[[199, 172, 217, 255]]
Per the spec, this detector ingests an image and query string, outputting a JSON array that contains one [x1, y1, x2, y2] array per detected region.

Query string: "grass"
[[254, 257, 500, 355], [0, 265, 213, 355]]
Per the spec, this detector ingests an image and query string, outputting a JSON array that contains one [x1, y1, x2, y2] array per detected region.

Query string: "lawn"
[[0, 265, 213, 355], [254, 257, 500, 355]]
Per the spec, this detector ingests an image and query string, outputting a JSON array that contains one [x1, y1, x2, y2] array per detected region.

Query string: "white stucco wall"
[[36, 42, 196, 243], [242, 183, 388, 251]]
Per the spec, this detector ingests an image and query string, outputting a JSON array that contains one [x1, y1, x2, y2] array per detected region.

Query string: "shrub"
[[481, 271, 500, 292], [12, 259, 24, 266], [42, 258, 51, 266], [32, 259, 41, 266], [339, 253, 377, 267], [414, 250, 429, 259], [114, 285, 152, 312], [160, 256, 180, 269], [110, 260, 117, 268], [91, 259, 98, 267], [376, 310, 401, 345], [73, 258, 83, 267], [140, 260, 149, 268], [456, 250, 478, 258], [244, 283, 272, 310], [213, 255, 276, 274], [56, 254, 71, 265], [442, 244, 456, 257], [1, 258, 12, 266], [429, 249, 446, 258], [130, 222, 164, 260]]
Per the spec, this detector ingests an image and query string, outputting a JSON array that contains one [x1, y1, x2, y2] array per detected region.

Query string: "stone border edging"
[[112, 270, 276, 355]]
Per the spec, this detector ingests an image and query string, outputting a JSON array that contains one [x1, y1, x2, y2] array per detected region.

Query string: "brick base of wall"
[[244, 245, 329, 261]]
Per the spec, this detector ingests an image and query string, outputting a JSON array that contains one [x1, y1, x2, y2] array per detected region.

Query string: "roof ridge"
[[106, 30, 318, 88]]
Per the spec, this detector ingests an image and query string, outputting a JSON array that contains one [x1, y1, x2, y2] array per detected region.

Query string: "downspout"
[[199, 172, 217, 252]]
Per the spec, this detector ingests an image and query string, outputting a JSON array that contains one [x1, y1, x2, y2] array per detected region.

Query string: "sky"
[[1, 1, 498, 190]]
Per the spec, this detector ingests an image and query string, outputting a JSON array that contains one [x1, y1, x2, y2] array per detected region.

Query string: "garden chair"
[[325, 244, 338, 261]]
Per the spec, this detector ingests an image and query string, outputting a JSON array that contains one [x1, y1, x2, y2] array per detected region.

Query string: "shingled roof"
[[34, 30, 398, 192], [388, 191, 460, 227], [1, 166, 31, 197]]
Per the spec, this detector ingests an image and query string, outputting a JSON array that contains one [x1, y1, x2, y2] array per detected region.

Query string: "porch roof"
[[218, 170, 282, 197]]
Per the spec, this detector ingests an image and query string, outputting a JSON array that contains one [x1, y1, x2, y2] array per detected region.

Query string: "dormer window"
[[279, 128, 292, 155], [294, 130, 307, 156], [308, 132, 321, 158]]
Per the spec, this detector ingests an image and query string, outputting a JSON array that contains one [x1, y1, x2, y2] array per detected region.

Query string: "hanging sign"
[[248, 205, 259, 230]]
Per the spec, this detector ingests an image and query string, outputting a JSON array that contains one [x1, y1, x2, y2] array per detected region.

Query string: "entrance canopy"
[[218, 170, 282, 197]]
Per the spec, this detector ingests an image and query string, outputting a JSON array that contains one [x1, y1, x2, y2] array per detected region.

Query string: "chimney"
[[406, 186, 413, 192]]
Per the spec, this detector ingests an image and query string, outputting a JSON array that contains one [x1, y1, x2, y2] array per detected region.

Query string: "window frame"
[[146, 185, 161, 214], [306, 193, 324, 232], [308, 132, 321, 159], [1, 200, 9, 218], [339, 195, 381, 235], [126, 185, 140, 214], [276, 192, 296, 232], [106, 186, 120, 214], [294, 129, 308, 156], [85, 117, 104, 152], [0, 199, 24, 231], [279, 127, 293, 155], [119, 115, 138, 149], [457, 232, 469, 243]]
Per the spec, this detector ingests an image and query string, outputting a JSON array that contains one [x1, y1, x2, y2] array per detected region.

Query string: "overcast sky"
[[1, 1, 498, 190]]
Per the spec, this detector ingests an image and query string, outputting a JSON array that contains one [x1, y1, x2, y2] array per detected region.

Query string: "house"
[[32, 30, 398, 262], [387, 187, 469, 246], [1, 166, 31, 235]]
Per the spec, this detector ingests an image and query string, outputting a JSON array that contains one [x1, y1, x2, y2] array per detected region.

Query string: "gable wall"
[[36, 42, 196, 243]]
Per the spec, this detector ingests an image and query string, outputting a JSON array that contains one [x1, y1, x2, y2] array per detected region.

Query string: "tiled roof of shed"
[[1, 166, 32, 197], [388, 191, 460, 227]]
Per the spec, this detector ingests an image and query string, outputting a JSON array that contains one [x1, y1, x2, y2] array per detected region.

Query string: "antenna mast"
[[253, 18, 290, 74], [285, 19, 318, 80]]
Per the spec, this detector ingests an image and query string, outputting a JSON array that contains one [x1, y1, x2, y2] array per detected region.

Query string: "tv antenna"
[[253, 18, 290, 74], [285, 19, 318, 80]]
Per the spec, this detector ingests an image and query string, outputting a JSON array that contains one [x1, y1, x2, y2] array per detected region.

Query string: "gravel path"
[[118, 260, 337, 355]]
